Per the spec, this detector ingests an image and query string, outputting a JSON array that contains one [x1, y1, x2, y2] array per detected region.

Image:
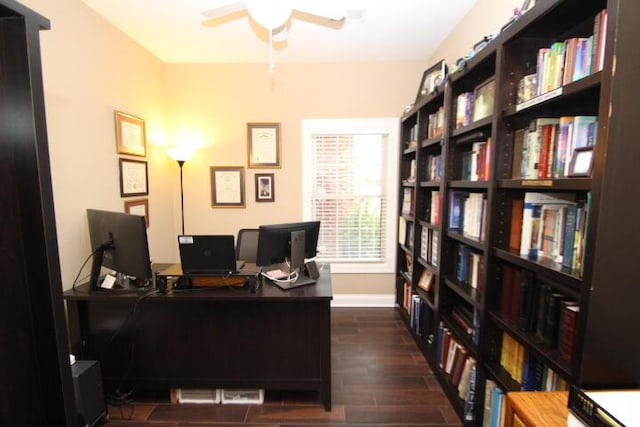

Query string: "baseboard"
[[331, 294, 395, 307]]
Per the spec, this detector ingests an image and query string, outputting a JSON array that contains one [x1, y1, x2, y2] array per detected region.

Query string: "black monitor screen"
[[87, 209, 152, 291], [256, 221, 320, 267]]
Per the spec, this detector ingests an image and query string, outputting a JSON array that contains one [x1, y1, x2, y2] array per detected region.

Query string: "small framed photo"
[[247, 123, 281, 168], [211, 166, 245, 208], [124, 199, 149, 228], [416, 60, 447, 103], [115, 111, 146, 157], [255, 173, 275, 202], [568, 146, 594, 177], [119, 158, 148, 197], [473, 78, 496, 122]]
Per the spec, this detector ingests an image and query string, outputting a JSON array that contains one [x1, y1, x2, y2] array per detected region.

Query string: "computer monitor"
[[86, 209, 152, 292], [256, 221, 320, 269]]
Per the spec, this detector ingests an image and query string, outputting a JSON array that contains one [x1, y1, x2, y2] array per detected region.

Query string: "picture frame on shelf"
[[124, 199, 149, 228], [255, 173, 275, 202], [247, 123, 281, 168], [472, 77, 496, 122], [568, 146, 594, 177], [210, 166, 245, 208], [119, 158, 148, 197], [416, 60, 447, 103], [115, 111, 146, 157]]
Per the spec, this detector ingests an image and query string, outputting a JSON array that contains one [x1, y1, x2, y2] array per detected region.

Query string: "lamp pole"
[[177, 160, 185, 235]]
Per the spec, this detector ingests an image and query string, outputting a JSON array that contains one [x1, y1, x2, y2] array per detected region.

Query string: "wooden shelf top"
[[507, 391, 569, 427]]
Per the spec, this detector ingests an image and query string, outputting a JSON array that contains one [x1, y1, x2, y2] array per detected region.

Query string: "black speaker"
[[305, 261, 320, 279], [71, 360, 107, 427]]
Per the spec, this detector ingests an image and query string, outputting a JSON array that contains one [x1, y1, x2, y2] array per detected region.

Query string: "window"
[[302, 118, 399, 273]]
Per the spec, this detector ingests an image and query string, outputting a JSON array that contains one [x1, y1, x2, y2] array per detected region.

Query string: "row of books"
[[513, 192, 590, 272], [512, 116, 597, 180], [424, 154, 443, 182], [435, 322, 477, 421], [500, 332, 569, 391], [420, 226, 439, 267], [425, 190, 440, 226], [500, 264, 579, 358], [450, 303, 480, 345], [454, 243, 484, 292], [455, 91, 475, 129], [427, 106, 445, 140], [528, 9, 607, 99], [482, 380, 504, 427], [401, 188, 414, 217], [408, 293, 436, 340], [449, 191, 487, 242], [399, 217, 415, 250], [460, 138, 491, 181], [405, 123, 418, 149]]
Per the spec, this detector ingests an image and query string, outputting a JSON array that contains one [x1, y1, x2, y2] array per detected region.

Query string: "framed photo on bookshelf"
[[472, 78, 496, 122], [416, 60, 447, 103], [119, 158, 148, 197], [115, 111, 146, 157], [568, 146, 594, 177], [417, 269, 434, 292]]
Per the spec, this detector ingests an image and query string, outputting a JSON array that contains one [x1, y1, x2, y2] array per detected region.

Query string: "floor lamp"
[[166, 147, 195, 235]]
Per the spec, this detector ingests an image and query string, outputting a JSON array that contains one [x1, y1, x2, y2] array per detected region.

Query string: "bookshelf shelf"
[[493, 248, 582, 290], [497, 178, 591, 191], [443, 276, 481, 309], [396, 1, 640, 424], [490, 312, 573, 380]]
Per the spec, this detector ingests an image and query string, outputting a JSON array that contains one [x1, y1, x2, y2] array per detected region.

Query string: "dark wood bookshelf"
[[397, 0, 640, 424], [0, 1, 77, 425]]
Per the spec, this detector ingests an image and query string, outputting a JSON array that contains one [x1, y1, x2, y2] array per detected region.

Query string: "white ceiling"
[[78, 0, 478, 64]]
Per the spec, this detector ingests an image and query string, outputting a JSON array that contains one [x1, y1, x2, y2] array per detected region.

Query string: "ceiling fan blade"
[[292, 1, 346, 21], [202, 1, 247, 20]]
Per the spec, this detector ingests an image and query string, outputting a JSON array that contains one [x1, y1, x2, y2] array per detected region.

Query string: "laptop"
[[178, 235, 245, 275]]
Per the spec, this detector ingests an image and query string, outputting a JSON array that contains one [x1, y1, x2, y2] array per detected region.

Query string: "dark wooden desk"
[[64, 266, 333, 410]]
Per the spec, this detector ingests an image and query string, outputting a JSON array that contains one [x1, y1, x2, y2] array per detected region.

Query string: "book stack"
[[512, 116, 597, 180], [526, 9, 607, 99], [406, 123, 418, 149], [515, 192, 590, 272], [426, 190, 440, 225], [427, 106, 445, 139], [500, 331, 569, 391], [461, 138, 491, 181], [401, 188, 414, 216], [454, 244, 484, 292], [482, 380, 505, 427], [455, 91, 474, 128], [448, 191, 487, 241], [424, 154, 442, 182], [435, 322, 477, 401], [558, 302, 579, 363], [420, 226, 439, 267]]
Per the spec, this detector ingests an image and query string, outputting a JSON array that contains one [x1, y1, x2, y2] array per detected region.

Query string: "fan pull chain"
[[269, 30, 275, 75]]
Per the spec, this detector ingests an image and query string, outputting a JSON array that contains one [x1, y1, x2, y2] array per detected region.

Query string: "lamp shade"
[[166, 146, 195, 162], [246, 0, 291, 30]]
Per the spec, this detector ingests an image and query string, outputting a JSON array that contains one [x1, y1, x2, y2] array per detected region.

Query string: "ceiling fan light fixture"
[[246, 1, 292, 30]]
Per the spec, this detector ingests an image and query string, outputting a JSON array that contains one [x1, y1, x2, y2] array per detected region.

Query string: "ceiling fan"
[[202, 1, 364, 73]]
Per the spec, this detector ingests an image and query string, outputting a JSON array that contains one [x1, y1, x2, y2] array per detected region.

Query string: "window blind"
[[310, 133, 387, 262]]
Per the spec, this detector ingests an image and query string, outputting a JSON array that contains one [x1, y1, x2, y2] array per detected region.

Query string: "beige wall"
[[21, 0, 175, 289], [19, 0, 519, 297], [164, 62, 423, 294], [428, 0, 522, 65]]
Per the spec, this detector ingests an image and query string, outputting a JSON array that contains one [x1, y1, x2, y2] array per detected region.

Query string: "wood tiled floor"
[[104, 307, 462, 426]]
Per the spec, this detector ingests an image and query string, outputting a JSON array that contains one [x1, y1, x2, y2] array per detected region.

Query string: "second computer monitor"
[[256, 221, 320, 268]]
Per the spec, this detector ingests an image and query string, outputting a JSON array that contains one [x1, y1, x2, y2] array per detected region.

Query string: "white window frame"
[[302, 118, 399, 274]]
